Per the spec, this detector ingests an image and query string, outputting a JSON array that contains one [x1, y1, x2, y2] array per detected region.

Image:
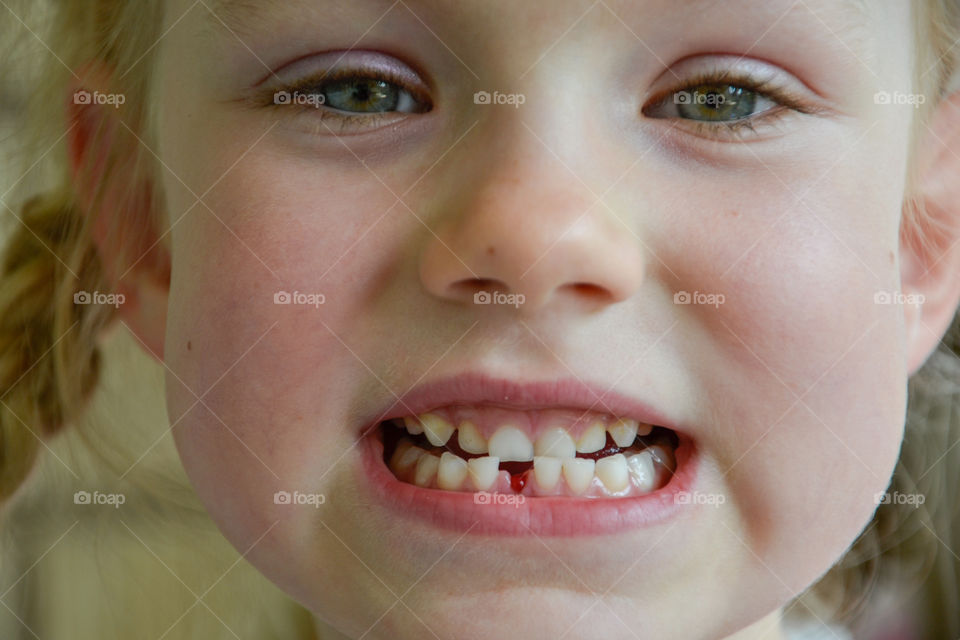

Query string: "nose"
[[419, 158, 644, 313]]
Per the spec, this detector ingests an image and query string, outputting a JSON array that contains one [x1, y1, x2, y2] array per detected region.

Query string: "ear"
[[901, 92, 960, 375], [66, 64, 170, 361]]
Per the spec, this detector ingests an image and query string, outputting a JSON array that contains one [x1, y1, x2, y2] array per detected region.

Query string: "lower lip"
[[358, 428, 699, 536]]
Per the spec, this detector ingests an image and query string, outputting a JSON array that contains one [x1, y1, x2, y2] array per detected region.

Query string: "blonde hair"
[[1, 1, 959, 637]]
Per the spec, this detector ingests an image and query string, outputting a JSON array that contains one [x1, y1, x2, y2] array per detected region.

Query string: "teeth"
[[626, 450, 655, 492], [413, 453, 440, 487], [576, 421, 606, 454], [533, 456, 562, 491], [647, 444, 676, 473], [488, 426, 534, 462], [638, 422, 653, 437], [390, 440, 425, 476], [389, 438, 413, 468], [457, 420, 488, 454], [437, 452, 469, 490], [595, 453, 629, 492], [608, 419, 639, 448], [534, 427, 576, 458], [562, 458, 595, 495], [403, 416, 424, 435], [467, 456, 500, 490], [421, 413, 455, 447]]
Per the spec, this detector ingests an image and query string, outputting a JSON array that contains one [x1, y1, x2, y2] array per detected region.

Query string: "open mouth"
[[358, 375, 697, 535], [378, 407, 679, 498]]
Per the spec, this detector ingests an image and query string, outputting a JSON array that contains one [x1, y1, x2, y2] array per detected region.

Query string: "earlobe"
[[900, 93, 960, 375], [65, 64, 171, 363]]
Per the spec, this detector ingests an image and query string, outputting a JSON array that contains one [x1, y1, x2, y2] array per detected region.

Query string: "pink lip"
[[356, 373, 699, 536]]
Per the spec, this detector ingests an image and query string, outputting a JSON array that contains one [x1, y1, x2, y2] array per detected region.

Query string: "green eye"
[[645, 81, 779, 124], [675, 84, 760, 121], [323, 78, 403, 113], [285, 75, 425, 115]]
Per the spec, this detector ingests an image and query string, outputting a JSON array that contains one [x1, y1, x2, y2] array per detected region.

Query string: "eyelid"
[[246, 50, 434, 125], [254, 49, 431, 94], [646, 55, 836, 113]]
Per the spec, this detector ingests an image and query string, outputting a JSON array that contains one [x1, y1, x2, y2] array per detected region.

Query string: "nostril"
[[564, 282, 614, 303]]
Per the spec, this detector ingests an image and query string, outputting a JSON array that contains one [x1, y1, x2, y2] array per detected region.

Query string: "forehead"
[[203, 0, 872, 37]]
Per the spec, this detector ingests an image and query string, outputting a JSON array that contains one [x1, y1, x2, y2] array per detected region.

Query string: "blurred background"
[[0, 5, 313, 639]]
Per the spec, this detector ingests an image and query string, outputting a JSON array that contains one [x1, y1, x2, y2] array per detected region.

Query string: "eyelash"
[[644, 69, 820, 140]]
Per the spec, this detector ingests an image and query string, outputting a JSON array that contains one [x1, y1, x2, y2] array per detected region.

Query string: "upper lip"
[[365, 372, 678, 432]]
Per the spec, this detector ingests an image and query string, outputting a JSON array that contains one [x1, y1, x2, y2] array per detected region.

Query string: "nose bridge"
[[418, 115, 645, 312], [462, 157, 594, 284]]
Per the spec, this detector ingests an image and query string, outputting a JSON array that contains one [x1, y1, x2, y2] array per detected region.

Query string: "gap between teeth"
[[390, 441, 664, 495]]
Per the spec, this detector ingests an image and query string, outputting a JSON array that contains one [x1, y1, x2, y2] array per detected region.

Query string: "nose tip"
[[419, 212, 644, 313]]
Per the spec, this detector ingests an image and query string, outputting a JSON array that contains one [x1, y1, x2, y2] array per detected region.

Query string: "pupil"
[[353, 83, 372, 101]]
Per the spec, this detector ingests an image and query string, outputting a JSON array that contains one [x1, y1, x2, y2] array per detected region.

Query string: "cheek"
[[160, 154, 414, 565], [655, 158, 906, 585]]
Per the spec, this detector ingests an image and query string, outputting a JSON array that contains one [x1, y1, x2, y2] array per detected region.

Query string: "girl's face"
[[152, 1, 915, 637]]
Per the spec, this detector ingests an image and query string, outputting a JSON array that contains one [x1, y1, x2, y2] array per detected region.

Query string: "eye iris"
[[323, 78, 399, 112], [676, 84, 757, 121]]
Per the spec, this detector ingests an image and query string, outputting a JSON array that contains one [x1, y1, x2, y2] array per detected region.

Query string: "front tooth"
[[595, 453, 629, 492], [627, 450, 655, 492], [421, 413, 454, 446], [608, 419, 639, 448], [390, 440, 425, 475], [562, 458, 595, 494], [413, 453, 440, 487], [533, 456, 562, 491], [438, 452, 469, 490], [488, 426, 534, 462], [576, 421, 606, 453], [534, 428, 576, 458], [403, 416, 424, 435], [457, 420, 488, 454], [467, 456, 500, 490]]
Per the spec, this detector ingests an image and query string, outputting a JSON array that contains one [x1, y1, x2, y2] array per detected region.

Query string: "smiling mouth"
[[378, 408, 679, 497]]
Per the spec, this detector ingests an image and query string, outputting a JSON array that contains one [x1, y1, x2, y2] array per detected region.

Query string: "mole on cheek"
[[187, 341, 192, 351]]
